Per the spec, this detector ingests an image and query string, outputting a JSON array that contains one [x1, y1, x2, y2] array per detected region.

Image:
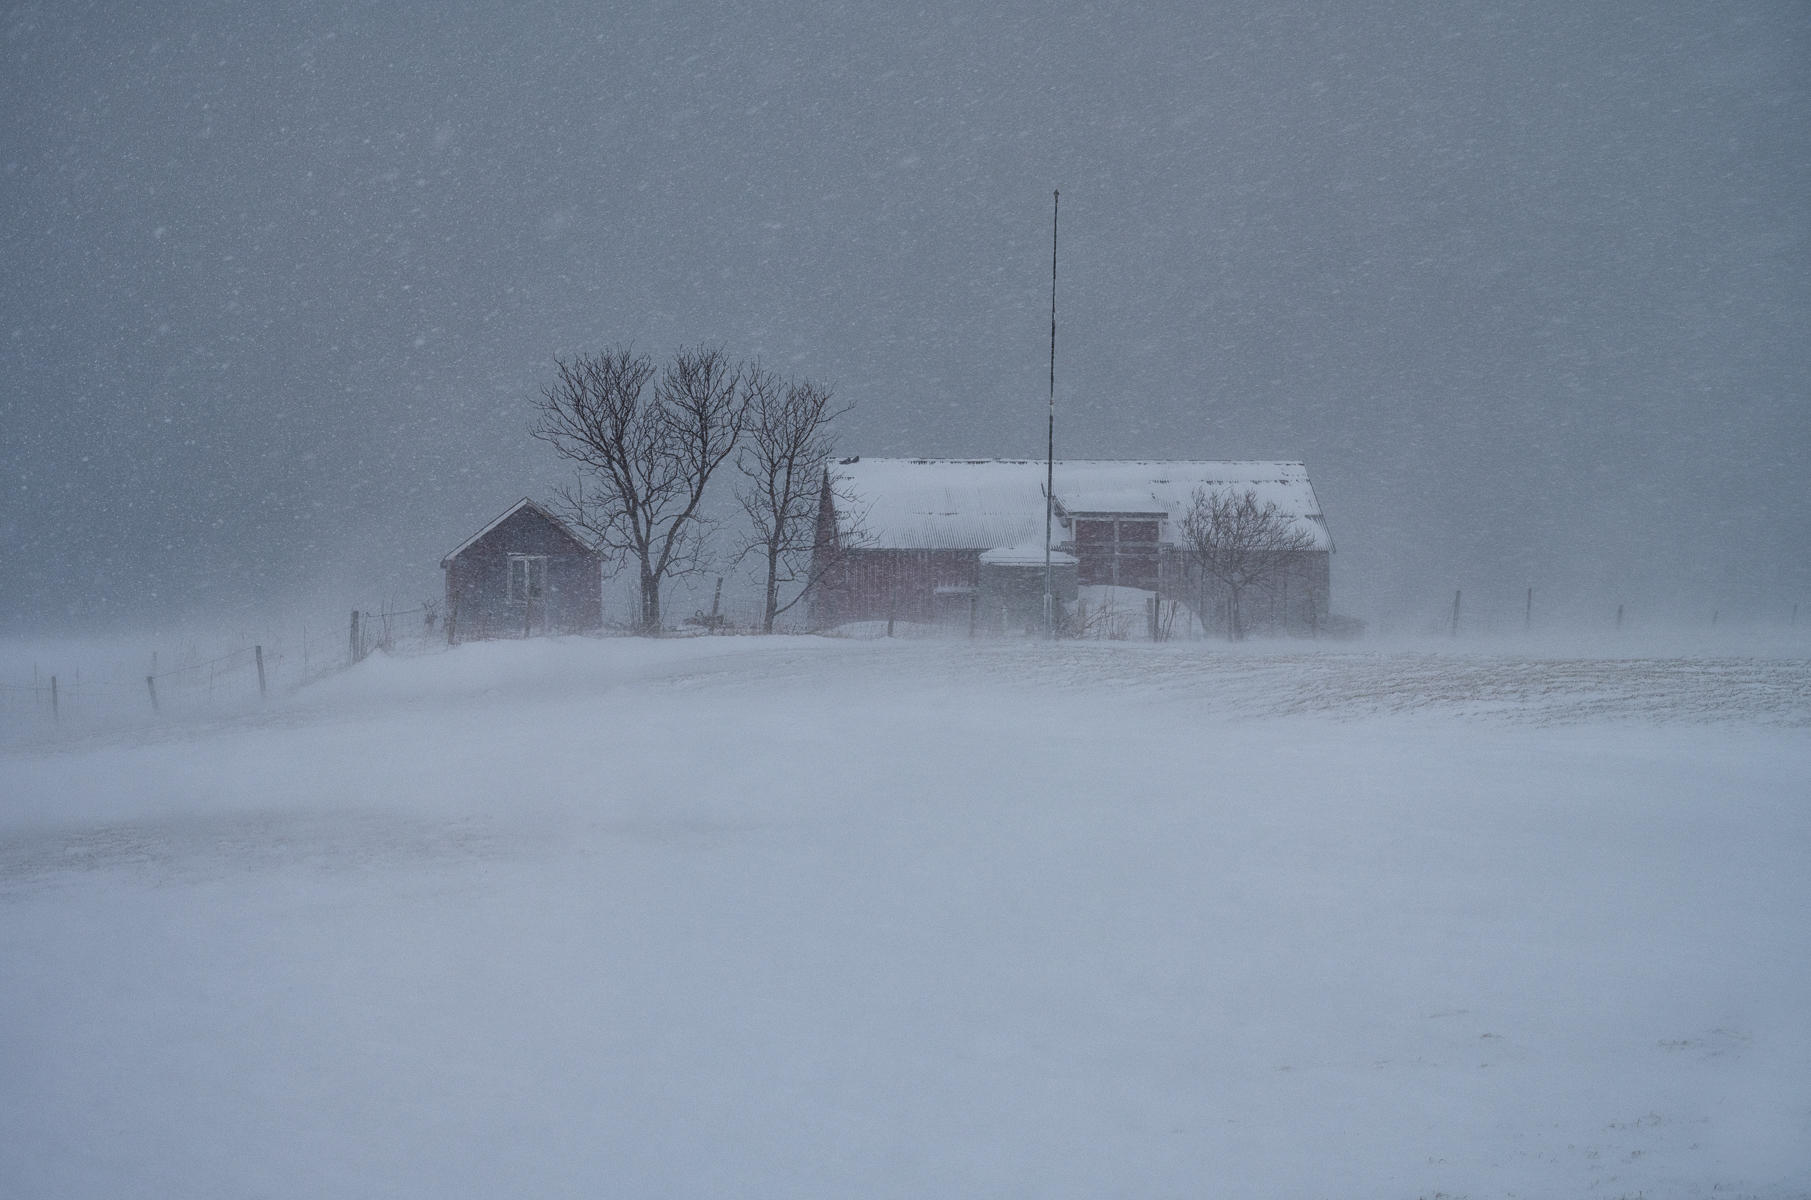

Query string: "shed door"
[[507, 555, 549, 634]]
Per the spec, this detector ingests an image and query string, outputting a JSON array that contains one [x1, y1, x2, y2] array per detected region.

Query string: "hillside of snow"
[[4, 634, 1809, 1198]]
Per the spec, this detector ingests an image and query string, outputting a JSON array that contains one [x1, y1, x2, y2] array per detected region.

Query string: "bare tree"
[[531, 346, 748, 634], [1178, 487, 1317, 641], [734, 370, 853, 633]]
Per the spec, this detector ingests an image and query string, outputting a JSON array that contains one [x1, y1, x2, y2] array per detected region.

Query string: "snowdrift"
[[3, 636, 1808, 1198]]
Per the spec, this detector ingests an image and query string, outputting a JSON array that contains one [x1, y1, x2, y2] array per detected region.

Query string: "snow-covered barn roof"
[[831, 459, 1332, 552], [980, 543, 1079, 567]]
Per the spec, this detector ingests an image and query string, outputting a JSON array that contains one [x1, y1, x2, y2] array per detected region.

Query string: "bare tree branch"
[[530, 346, 748, 634], [733, 371, 855, 632], [1178, 488, 1317, 641]]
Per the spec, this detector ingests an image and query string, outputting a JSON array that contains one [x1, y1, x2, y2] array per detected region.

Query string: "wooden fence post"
[[1450, 590, 1461, 637], [145, 675, 159, 712], [349, 610, 362, 664], [50, 675, 58, 723], [255, 645, 267, 700]]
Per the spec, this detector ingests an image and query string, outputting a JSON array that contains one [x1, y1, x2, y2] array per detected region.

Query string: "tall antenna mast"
[[1044, 189, 1059, 638]]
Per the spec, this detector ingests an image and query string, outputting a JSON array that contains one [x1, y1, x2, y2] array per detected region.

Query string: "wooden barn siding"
[[447, 554, 601, 640], [813, 543, 1330, 636], [1159, 547, 1331, 635], [1071, 518, 1161, 591], [445, 508, 602, 641], [814, 548, 985, 627]]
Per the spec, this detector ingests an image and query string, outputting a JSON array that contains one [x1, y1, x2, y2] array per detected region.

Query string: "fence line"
[[0, 626, 320, 740], [349, 605, 435, 664], [3, 595, 613, 738]]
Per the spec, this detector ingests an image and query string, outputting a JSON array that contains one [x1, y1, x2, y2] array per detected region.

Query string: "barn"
[[808, 458, 1333, 636], [441, 498, 604, 642]]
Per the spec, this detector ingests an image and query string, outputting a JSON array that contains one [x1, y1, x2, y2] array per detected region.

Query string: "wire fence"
[[0, 591, 789, 743], [349, 604, 436, 663], [0, 640, 279, 739], [14, 583, 1791, 743], [1369, 588, 1808, 640], [0, 602, 451, 744]]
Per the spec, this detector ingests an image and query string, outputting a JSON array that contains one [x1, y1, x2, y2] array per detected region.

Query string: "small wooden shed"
[[441, 498, 603, 642]]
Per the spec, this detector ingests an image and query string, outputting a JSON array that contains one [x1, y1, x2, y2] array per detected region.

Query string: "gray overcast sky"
[[4, 1, 1807, 632]]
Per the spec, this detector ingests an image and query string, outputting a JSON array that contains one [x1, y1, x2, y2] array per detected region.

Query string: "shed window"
[[508, 555, 548, 600]]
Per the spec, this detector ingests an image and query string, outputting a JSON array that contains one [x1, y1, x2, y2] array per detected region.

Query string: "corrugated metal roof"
[[832, 459, 1332, 551]]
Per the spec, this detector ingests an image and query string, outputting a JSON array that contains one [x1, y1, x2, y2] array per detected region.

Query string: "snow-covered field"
[[3, 633, 1809, 1198]]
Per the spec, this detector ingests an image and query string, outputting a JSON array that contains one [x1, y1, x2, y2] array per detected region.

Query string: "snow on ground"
[[3, 633, 1810, 1198]]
